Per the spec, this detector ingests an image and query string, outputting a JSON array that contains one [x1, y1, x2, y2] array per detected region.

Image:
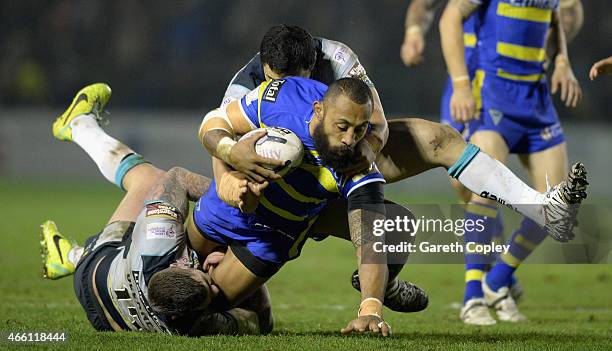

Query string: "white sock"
[[456, 151, 545, 226], [68, 246, 84, 266], [71, 114, 134, 185]]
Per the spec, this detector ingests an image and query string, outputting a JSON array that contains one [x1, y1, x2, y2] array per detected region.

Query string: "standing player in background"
[[400, 0, 583, 66], [400, 0, 583, 325], [440, 0, 582, 325]]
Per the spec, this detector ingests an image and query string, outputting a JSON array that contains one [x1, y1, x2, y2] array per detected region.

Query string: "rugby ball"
[[240, 127, 304, 176]]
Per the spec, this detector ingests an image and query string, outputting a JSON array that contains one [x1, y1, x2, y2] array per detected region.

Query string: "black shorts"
[[73, 221, 134, 331]]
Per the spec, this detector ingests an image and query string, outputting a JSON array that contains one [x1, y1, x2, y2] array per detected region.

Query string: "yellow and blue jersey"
[[471, 0, 558, 81], [458, 0, 564, 154], [193, 77, 385, 265]]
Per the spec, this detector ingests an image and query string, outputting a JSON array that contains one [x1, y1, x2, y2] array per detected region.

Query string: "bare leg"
[[519, 142, 568, 192], [210, 247, 269, 307], [376, 118, 466, 182], [107, 163, 166, 223]]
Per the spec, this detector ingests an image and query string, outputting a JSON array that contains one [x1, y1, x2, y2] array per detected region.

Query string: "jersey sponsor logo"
[[508, 0, 558, 10], [146, 223, 177, 240], [221, 97, 234, 108], [480, 191, 518, 212], [173, 248, 200, 269], [263, 79, 286, 102], [145, 202, 180, 221], [540, 123, 563, 141], [488, 109, 504, 125], [348, 63, 373, 86], [333, 47, 348, 64]]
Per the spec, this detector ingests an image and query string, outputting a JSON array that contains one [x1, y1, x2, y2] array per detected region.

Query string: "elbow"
[[166, 166, 186, 181]]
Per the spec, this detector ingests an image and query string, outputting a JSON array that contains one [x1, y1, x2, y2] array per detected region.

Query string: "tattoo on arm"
[[449, 0, 480, 18], [147, 167, 212, 219], [348, 209, 385, 248]]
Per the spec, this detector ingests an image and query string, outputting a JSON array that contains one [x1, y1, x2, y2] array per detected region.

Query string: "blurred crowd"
[[1, 0, 611, 118]]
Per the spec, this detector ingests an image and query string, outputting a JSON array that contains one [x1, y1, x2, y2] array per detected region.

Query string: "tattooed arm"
[[348, 209, 387, 302], [146, 167, 212, 219], [340, 182, 390, 336]]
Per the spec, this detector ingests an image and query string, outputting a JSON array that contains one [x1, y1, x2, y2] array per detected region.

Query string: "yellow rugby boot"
[[40, 220, 75, 279], [52, 83, 112, 141]]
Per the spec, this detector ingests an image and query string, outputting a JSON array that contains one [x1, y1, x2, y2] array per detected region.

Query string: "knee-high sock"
[[71, 114, 147, 189], [489, 212, 519, 287], [463, 202, 497, 303], [486, 218, 547, 291], [68, 246, 84, 266], [448, 144, 545, 226]]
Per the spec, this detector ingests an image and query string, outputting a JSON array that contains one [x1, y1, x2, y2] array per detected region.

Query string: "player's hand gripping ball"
[[240, 127, 304, 177]]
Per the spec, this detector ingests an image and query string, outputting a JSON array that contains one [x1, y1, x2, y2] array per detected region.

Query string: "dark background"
[[1, 0, 611, 119]]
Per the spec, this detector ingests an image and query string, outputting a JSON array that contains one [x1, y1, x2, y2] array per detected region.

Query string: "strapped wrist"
[[217, 136, 237, 163], [555, 55, 569, 67], [358, 297, 383, 318], [406, 25, 422, 36]]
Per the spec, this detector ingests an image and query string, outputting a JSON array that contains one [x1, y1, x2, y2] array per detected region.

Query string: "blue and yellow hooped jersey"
[[463, 15, 480, 74], [233, 77, 385, 234], [471, 0, 558, 82]]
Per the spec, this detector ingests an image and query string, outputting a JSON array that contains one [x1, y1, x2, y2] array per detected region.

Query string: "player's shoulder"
[[260, 77, 327, 104], [317, 37, 358, 67]]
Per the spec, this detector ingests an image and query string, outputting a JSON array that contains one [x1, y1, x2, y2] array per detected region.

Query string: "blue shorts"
[[465, 72, 565, 154], [191, 188, 314, 276]]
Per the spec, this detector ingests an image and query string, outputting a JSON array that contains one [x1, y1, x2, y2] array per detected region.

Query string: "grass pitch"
[[0, 181, 610, 350]]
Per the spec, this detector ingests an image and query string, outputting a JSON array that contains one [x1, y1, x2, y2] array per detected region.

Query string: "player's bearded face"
[[312, 116, 356, 170]]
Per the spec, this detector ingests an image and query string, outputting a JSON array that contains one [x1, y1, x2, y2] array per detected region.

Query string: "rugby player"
[[213, 24, 587, 322], [440, 0, 583, 324], [400, 0, 582, 66], [402, 0, 583, 325], [41, 83, 272, 336], [217, 24, 427, 315], [198, 74, 587, 336]]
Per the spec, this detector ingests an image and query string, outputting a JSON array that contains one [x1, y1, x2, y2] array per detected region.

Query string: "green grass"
[[0, 181, 610, 350]]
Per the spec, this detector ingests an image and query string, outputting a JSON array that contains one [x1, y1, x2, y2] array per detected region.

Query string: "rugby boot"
[[542, 163, 588, 242], [460, 298, 497, 326], [483, 274, 527, 322], [351, 270, 429, 312], [53, 83, 112, 141], [40, 220, 75, 280]]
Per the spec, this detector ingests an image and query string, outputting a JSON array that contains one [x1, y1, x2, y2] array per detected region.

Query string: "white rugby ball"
[[240, 127, 304, 176]]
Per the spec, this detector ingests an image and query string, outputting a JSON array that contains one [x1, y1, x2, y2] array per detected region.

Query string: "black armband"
[[347, 181, 386, 215]]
